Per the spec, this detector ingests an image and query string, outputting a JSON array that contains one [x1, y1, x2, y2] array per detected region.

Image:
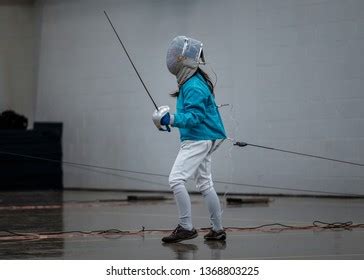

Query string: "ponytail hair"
[[196, 68, 214, 96]]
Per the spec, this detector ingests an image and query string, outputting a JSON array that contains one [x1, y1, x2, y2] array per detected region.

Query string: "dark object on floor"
[[0, 110, 28, 130], [127, 195, 167, 201], [162, 225, 198, 243], [0, 122, 63, 190], [226, 197, 270, 205]]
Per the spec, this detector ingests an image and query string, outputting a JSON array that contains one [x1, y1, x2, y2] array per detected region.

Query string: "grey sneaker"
[[162, 225, 198, 243], [203, 229, 226, 241]]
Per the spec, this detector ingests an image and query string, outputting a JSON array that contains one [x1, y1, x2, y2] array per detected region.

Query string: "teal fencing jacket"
[[172, 72, 227, 141]]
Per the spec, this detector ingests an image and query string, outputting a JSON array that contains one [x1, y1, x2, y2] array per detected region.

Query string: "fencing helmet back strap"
[[166, 36, 205, 85]]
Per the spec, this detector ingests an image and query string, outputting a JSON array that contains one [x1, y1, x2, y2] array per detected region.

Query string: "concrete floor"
[[0, 190, 363, 259]]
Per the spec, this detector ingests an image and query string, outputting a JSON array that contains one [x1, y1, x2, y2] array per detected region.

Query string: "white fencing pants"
[[169, 140, 223, 231]]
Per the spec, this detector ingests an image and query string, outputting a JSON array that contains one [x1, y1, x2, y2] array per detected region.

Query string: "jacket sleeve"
[[172, 84, 207, 128]]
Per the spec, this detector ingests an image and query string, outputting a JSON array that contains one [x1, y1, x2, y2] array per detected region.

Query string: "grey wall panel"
[[0, 3, 37, 126], [36, 0, 364, 195]]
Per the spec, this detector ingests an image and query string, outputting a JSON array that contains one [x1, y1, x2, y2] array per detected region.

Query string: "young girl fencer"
[[152, 36, 227, 243]]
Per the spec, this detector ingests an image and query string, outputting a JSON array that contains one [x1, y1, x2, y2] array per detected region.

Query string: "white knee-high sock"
[[173, 185, 193, 230], [201, 188, 223, 231]]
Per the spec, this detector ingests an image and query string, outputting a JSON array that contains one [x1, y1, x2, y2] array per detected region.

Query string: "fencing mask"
[[166, 36, 205, 85]]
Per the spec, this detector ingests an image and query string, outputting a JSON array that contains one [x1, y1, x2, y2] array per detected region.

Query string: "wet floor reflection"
[[204, 240, 227, 259], [0, 191, 64, 259], [161, 240, 227, 260], [162, 243, 198, 259], [1, 190, 364, 259]]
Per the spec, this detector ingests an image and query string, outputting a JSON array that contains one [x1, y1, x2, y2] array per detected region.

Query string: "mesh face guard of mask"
[[166, 36, 205, 84]]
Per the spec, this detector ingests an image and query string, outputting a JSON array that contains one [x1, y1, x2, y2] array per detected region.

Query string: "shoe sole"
[[162, 232, 198, 243]]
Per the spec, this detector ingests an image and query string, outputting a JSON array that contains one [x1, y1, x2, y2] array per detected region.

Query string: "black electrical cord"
[[65, 162, 362, 197], [63, 162, 169, 188], [234, 141, 364, 167], [0, 150, 162, 177], [1, 221, 364, 242], [0, 149, 363, 197], [214, 179, 361, 197], [0, 229, 131, 239]]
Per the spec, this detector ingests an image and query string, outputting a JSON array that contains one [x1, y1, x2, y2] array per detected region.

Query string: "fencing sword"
[[103, 11, 170, 132]]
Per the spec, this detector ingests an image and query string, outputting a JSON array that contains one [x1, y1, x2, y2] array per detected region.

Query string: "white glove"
[[152, 105, 172, 132]]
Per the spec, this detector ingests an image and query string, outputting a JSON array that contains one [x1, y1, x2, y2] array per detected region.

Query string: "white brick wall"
[[0, 3, 37, 126], [36, 0, 364, 195], [254, 0, 364, 195]]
